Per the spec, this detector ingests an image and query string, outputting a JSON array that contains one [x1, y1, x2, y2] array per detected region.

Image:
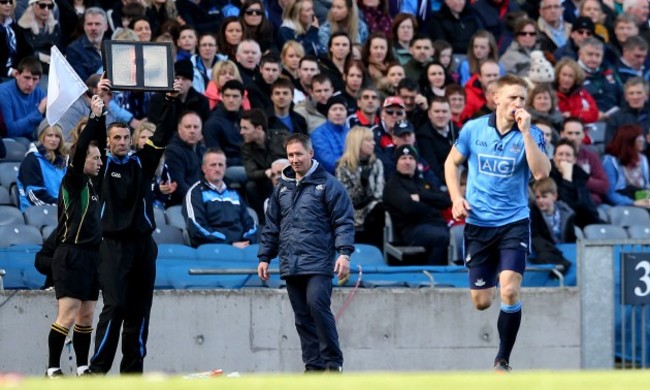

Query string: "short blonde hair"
[[210, 60, 244, 87]]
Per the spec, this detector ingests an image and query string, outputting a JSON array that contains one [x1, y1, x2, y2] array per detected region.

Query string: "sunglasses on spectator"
[[384, 110, 404, 116], [0, 0, 13, 5], [37, 2, 54, 9], [245, 9, 263, 16], [575, 29, 592, 36], [518, 31, 536, 37]]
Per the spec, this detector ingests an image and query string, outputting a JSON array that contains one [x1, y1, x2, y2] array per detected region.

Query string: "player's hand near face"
[[513, 108, 531, 134]]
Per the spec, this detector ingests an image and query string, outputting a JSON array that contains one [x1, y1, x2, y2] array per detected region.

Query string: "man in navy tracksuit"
[[89, 85, 178, 374], [258, 133, 355, 372]]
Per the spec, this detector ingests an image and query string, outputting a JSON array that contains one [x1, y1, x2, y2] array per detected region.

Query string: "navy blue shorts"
[[464, 219, 530, 290]]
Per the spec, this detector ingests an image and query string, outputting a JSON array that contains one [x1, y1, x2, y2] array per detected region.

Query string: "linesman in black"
[[89, 81, 180, 374], [46, 86, 108, 378]]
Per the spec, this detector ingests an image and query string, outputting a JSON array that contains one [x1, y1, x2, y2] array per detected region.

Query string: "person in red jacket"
[[554, 58, 599, 124], [460, 59, 501, 122]]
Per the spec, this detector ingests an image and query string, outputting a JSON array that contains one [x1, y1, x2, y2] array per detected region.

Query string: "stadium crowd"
[[1, 0, 650, 266]]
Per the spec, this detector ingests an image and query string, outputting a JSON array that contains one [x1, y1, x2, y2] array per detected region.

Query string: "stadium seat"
[[449, 224, 465, 265], [169, 261, 250, 289], [153, 206, 166, 227], [351, 244, 385, 267], [0, 186, 10, 205], [0, 161, 20, 189], [0, 224, 43, 247], [41, 224, 56, 240], [152, 225, 185, 245], [0, 245, 44, 289], [583, 224, 628, 240], [24, 204, 58, 229], [165, 205, 186, 230], [196, 243, 245, 262], [1, 139, 27, 162], [607, 206, 650, 227], [0, 205, 25, 226], [626, 224, 650, 239], [247, 207, 259, 226], [586, 122, 606, 155], [155, 244, 199, 289], [383, 212, 426, 263]]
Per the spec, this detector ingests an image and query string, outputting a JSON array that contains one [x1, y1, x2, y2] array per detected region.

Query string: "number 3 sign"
[[622, 253, 650, 305]]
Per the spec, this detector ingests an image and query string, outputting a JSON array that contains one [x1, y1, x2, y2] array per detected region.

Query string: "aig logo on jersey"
[[478, 154, 515, 178]]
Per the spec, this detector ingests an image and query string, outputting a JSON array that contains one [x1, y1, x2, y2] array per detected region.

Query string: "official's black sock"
[[73, 324, 93, 367], [495, 301, 522, 364], [48, 323, 69, 368]]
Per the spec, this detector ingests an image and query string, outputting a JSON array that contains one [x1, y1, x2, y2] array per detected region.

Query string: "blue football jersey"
[[454, 113, 546, 227]]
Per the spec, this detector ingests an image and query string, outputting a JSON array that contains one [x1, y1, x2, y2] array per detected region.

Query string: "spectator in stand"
[[234, 39, 261, 86], [399, 1, 441, 32], [554, 58, 599, 124], [432, 39, 458, 83], [111, 1, 145, 32], [336, 126, 385, 249], [0, 56, 45, 141], [602, 124, 650, 208], [445, 84, 466, 128], [240, 0, 275, 54], [340, 59, 365, 115], [203, 80, 245, 166], [416, 96, 458, 183], [383, 144, 451, 265], [473, 0, 520, 52], [145, 0, 179, 37], [247, 53, 282, 110], [615, 36, 650, 84], [278, 0, 324, 56], [318, 0, 368, 48], [267, 77, 308, 135], [606, 77, 650, 145], [132, 121, 155, 151], [358, 0, 392, 37], [578, 37, 623, 121], [623, 0, 650, 46], [469, 79, 498, 119], [129, 17, 152, 42], [533, 118, 558, 159], [372, 96, 406, 176], [390, 13, 417, 65], [216, 16, 243, 61], [175, 0, 222, 34], [429, 0, 481, 55], [293, 54, 320, 98], [280, 40, 305, 92], [554, 16, 596, 62], [459, 30, 505, 87], [204, 60, 251, 111], [17, 0, 61, 79], [294, 72, 333, 133], [174, 25, 197, 61], [362, 32, 395, 86], [1, 0, 32, 79], [500, 18, 540, 77], [378, 62, 405, 97], [560, 117, 610, 206], [183, 148, 258, 248], [319, 31, 352, 93], [527, 83, 564, 131], [190, 33, 223, 95], [579, 0, 612, 43], [536, 0, 571, 53], [607, 12, 639, 63], [66, 7, 106, 83], [311, 93, 350, 174], [419, 61, 454, 102], [461, 59, 501, 121], [530, 178, 577, 246], [397, 77, 428, 128], [346, 86, 381, 129], [17, 121, 66, 211], [403, 34, 434, 83]]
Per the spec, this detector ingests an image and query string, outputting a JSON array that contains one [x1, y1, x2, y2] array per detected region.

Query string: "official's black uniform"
[[90, 98, 176, 374], [52, 114, 106, 300]]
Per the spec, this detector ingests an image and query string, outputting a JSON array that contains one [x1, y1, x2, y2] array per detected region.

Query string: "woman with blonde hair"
[[17, 0, 61, 75], [554, 58, 599, 124], [278, 0, 324, 56], [17, 122, 67, 211], [318, 0, 368, 48], [280, 40, 305, 87], [336, 126, 384, 248], [132, 121, 156, 151], [204, 60, 252, 110]]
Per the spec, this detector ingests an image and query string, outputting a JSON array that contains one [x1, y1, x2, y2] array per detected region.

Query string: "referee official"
[[89, 80, 180, 374], [46, 84, 109, 378]]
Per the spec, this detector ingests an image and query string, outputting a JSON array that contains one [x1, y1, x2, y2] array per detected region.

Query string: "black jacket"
[[148, 87, 210, 125], [415, 121, 458, 184], [429, 4, 482, 54], [203, 104, 243, 166], [549, 163, 603, 229], [163, 134, 205, 207]]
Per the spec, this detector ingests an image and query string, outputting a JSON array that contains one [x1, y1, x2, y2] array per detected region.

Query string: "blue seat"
[[155, 244, 198, 289], [169, 260, 251, 289], [152, 225, 185, 245], [351, 244, 385, 267], [0, 224, 42, 247], [556, 243, 577, 286], [0, 245, 44, 289], [0, 205, 24, 226], [196, 244, 245, 262]]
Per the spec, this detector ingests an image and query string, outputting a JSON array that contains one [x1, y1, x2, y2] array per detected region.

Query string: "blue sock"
[[495, 301, 522, 364]]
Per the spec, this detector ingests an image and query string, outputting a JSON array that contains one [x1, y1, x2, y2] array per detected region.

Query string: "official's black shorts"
[[463, 219, 530, 289], [52, 246, 100, 301]]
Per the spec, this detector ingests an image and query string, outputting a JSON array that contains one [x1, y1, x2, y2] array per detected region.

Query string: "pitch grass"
[[3, 371, 650, 390]]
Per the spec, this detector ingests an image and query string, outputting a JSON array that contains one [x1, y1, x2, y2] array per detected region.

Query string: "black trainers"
[[494, 360, 512, 373], [325, 364, 343, 373], [45, 368, 64, 378]]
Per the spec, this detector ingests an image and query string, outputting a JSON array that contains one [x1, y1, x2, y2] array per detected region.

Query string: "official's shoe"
[[494, 360, 512, 373], [77, 365, 93, 376], [325, 364, 343, 373], [45, 368, 64, 378]]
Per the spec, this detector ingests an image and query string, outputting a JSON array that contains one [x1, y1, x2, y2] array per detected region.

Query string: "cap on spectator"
[[174, 60, 194, 80], [28, 0, 40, 5], [392, 120, 415, 136], [325, 93, 347, 113], [383, 96, 405, 109], [394, 144, 419, 161], [528, 51, 555, 84], [572, 17, 595, 34]]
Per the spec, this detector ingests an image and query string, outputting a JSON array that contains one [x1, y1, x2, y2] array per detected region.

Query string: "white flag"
[[46, 46, 87, 126]]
